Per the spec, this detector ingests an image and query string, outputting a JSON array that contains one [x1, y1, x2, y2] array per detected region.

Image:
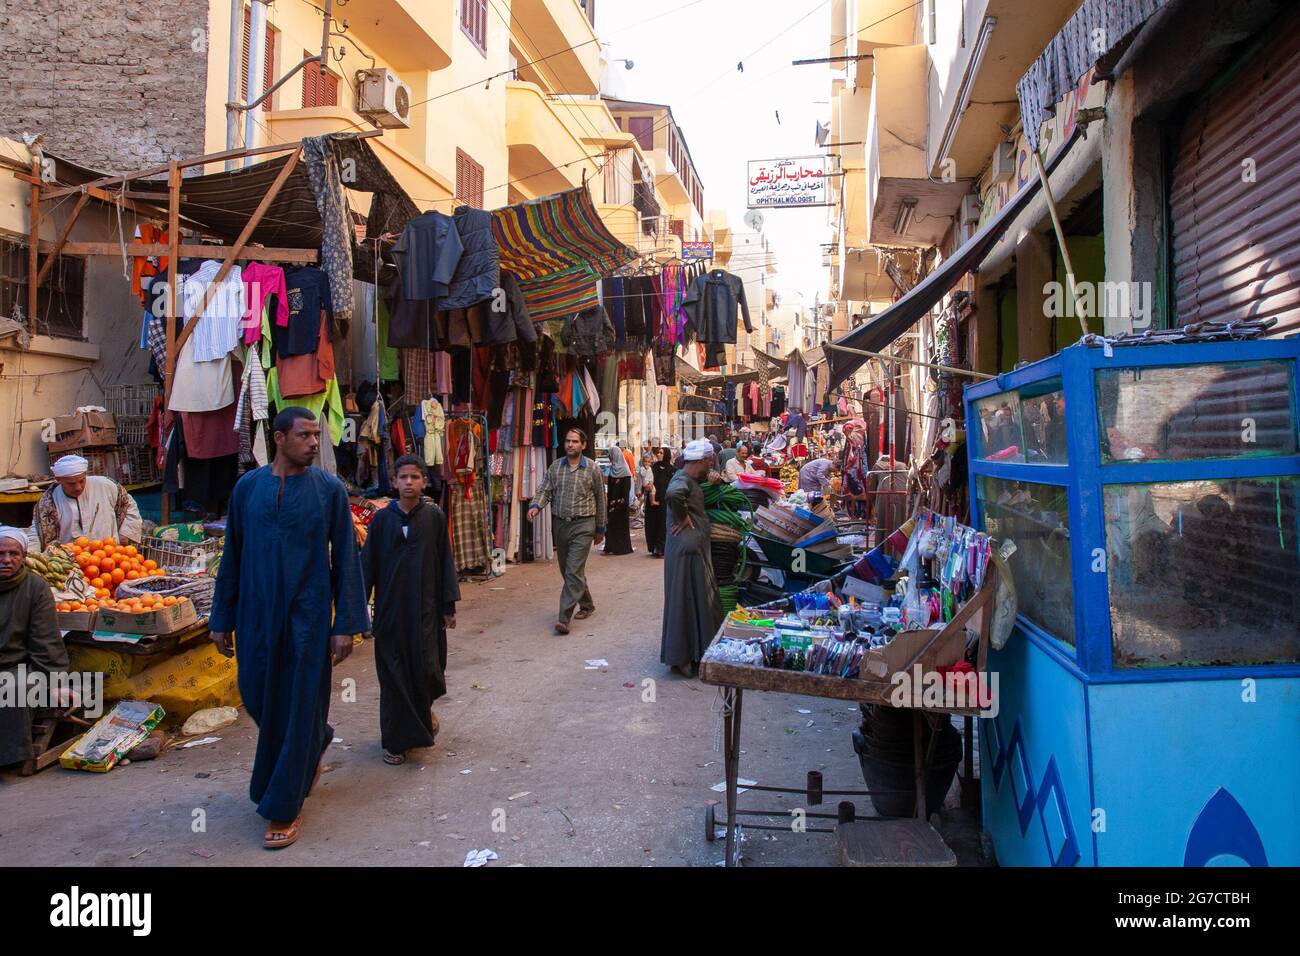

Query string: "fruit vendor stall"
[[965, 333, 1300, 866]]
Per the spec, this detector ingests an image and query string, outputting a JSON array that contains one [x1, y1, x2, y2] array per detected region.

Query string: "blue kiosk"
[[964, 336, 1300, 866]]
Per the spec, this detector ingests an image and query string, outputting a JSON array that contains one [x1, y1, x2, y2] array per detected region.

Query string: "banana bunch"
[[26, 544, 77, 588]]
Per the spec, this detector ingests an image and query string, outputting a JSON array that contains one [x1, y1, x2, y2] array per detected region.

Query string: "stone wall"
[[0, 0, 211, 172]]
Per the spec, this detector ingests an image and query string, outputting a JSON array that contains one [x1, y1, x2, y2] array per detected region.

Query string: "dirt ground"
[[0, 541, 982, 867]]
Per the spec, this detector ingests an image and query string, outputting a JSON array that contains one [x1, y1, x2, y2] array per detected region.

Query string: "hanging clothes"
[[682, 268, 752, 346], [422, 398, 445, 466]]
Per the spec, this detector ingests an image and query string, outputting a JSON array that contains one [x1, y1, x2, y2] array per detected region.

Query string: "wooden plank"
[[836, 819, 957, 867], [40, 128, 382, 199], [33, 191, 91, 288], [57, 242, 318, 262], [171, 144, 302, 359], [162, 161, 181, 517]]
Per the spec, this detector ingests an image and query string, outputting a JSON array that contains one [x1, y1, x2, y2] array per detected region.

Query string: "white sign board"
[[747, 156, 829, 208]]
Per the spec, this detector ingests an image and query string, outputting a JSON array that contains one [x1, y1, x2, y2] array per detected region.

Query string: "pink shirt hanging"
[[242, 263, 289, 344]]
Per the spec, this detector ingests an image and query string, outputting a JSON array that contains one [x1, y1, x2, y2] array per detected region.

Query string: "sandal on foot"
[[264, 815, 302, 849], [575, 607, 595, 620], [554, 621, 570, 635], [382, 750, 406, 765]]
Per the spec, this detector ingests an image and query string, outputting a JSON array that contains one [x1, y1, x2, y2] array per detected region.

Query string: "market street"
[[0, 549, 977, 867]]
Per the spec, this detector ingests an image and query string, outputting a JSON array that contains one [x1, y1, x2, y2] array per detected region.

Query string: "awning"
[[825, 127, 1083, 391], [1017, 0, 1170, 151], [493, 185, 636, 323], [129, 133, 418, 254]]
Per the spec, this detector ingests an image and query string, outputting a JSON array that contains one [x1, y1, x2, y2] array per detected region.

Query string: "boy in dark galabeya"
[[209, 407, 369, 850], [361, 455, 460, 766]]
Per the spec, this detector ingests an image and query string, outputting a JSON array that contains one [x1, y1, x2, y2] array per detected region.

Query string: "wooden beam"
[[40, 129, 382, 199], [56, 241, 318, 262], [163, 163, 181, 411], [162, 161, 181, 528], [172, 144, 303, 359], [33, 191, 91, 289], [27, 159, 40, 337]]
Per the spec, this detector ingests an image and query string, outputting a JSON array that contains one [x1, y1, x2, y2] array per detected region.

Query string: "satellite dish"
[[744, 210, 765, 232]]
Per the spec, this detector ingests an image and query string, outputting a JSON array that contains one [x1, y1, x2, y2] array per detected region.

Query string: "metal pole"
[[243, 0, 269, 166], [1033, 148, 1090, 336], [225, 0, 243, 170], [823, 341, 996, 381]]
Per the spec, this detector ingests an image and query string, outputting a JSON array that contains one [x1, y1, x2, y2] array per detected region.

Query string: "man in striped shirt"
[[527, 428, 606, 635]]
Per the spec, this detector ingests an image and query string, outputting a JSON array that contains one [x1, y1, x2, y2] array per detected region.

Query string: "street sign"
[[682, 241, 713, 259], [747, 155, 830, 208]]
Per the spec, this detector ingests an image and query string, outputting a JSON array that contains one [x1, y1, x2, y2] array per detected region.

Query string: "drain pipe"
[[225, 0, 243, 170], [243, 0, 269, 165]]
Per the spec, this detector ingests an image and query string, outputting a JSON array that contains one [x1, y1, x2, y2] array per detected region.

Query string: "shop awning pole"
[[162, 160, 181, 527], [822, 342, 995, 380], [39, 129, 382, 200], [1032, 148, 1090, 337]]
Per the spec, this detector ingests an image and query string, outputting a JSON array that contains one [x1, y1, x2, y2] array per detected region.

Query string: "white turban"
[[51, 455, 89, 478], [683, 439, 714, 461], [0, 526, 28, 547]]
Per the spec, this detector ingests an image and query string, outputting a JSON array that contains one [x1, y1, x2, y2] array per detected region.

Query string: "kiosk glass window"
[[974, 378, 1067, 464], [1096, 361, 1297, 464], [977, 477, 1075, 645], [1104, 476, 1300, 667]]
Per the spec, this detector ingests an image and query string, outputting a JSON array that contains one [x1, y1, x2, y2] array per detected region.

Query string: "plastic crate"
[[140, 534, 223, 574], [116, 415, 150, 447], [103, 384, 160, 418]]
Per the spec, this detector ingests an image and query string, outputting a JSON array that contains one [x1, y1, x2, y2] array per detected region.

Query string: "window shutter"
[[240, 7, 274, 112]]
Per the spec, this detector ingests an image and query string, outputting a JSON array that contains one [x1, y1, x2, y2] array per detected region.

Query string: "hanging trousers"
[[552, 515, 596, 623]]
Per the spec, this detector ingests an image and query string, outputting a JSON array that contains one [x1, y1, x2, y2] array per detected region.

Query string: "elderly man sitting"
[[0, 526, 68, 768], [30, 454, 142, 551]]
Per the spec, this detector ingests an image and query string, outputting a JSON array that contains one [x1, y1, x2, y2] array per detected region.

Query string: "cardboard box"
[[46, 410, 117, 453], [56, 609, 97, 632], [862, 627, 964, 681], [94, 599, 198, 635], [59, 699, 165, 773]]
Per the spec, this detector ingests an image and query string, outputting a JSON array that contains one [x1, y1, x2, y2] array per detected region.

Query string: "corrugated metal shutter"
[[1171, 23, 1300, 335]]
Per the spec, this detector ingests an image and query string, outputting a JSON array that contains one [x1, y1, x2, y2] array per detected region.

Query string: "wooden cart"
[[698, 562, 997, 866]]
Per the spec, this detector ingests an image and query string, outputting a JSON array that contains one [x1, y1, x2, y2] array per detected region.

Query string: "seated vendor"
[[0, 526, 68, 767], [724, 442, 763, 483], [799, 452, 836, 496], [30, 454, 143, 551]]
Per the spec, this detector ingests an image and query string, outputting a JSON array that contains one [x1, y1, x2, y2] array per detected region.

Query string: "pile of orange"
[[67, 536, 162, 601], [56, 594, 188, 614]]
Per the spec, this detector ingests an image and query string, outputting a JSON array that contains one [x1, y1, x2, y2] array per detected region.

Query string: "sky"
[[597, 0, 835, 307]]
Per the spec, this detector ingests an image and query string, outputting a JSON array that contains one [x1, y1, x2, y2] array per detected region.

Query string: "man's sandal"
[[264, 815, 302, 849], [575, 608, 595, 620], [383, 750, 406, 765]]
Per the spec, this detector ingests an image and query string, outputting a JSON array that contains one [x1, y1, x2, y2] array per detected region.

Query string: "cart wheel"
[[704, 803, 718, 843]]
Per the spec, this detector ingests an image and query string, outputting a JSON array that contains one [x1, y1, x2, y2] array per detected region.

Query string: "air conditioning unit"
[[357, 69, 412, 129], [960, 194, 982, 225], [990, 141, 1015, 184]]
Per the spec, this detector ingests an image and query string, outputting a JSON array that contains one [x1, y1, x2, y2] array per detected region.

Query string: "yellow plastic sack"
[[116, 642, 241, 722], [66, 644, 155, 700]]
